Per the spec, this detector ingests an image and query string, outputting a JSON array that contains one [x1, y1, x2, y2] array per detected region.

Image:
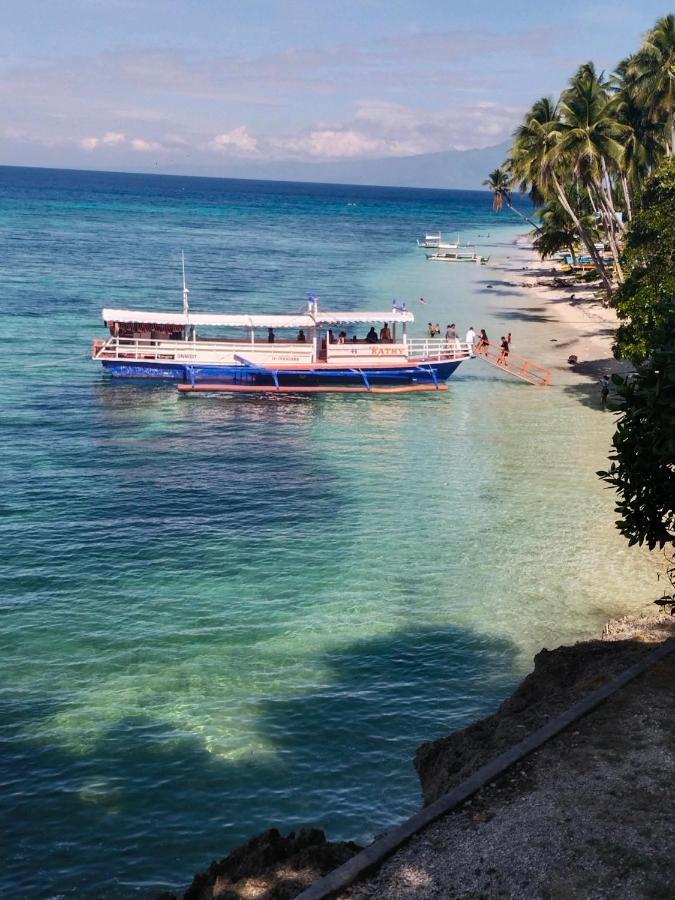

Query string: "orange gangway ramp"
[[474, 340, 552, 386]]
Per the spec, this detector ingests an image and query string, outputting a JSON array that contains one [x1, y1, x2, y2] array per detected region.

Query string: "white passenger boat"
[[92, 287, 474, 394]]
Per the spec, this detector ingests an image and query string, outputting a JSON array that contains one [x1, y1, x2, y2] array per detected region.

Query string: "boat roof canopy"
[[102, 307, 415, 328]]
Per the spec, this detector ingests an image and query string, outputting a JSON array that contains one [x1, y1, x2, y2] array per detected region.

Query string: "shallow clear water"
[[0, 167, 656, 898]]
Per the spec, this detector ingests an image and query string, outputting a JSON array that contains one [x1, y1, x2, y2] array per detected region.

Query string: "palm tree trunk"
[[551, 173, 614, 295], [620, 173, 633, 222], [599, 158, 626, 234], [591, 174, 625, 284], [587, 187, 598, 213], [506, 199, 541, 232], [595, 198, 625, 283]]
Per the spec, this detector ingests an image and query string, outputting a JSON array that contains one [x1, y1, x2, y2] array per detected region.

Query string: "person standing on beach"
[[428, 322, 434, 337], [600, 375, 610, 409]]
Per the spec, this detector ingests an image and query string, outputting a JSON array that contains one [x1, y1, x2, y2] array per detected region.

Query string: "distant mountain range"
[[165, 140, 511, 191]]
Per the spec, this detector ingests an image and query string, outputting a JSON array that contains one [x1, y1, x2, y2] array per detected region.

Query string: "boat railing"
[[92, 336, 313, 361], [405, 338, 473, 361]]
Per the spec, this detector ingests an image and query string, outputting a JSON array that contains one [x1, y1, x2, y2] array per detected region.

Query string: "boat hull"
[[101, 358, 465, 388]]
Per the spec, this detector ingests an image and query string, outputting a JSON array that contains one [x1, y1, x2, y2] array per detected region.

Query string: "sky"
[[0, 1, 670, 175]]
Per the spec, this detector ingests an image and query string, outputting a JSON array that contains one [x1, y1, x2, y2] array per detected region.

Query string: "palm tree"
[[627, 14, 675, 156], [509, 95, 615, 293], [483, 167, 541, 230], [552, 63, 629, 280], [613, 56, 666, 214]]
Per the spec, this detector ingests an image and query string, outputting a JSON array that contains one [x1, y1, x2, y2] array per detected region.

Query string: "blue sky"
[[0, 1, 670, 173]]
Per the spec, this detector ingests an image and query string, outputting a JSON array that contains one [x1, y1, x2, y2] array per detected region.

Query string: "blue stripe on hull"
[[101, 359, 464, 385]]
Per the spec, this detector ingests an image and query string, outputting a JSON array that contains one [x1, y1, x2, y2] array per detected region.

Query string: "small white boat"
[[417, 232, 442, 248], [426, 250, 489, 265], [417, 232, 474, 250]]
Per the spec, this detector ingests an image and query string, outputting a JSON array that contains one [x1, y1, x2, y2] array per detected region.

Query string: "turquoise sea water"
[[0, 167, 657, 898]]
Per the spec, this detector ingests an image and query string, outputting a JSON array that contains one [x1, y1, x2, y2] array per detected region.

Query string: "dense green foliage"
[[613, 159, 675, 364], [600, 349, 675, 551], [600, 159, 675, 574]]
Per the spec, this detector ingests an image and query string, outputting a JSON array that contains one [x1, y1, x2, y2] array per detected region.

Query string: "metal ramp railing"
[[474, 340, 552, 386]]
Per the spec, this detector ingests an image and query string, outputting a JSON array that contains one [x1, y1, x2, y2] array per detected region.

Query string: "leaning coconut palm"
[[627, 14, 675, 156], [510, 96, 615, 293], [482, 167, 540, 229], [552, 62, 629, 281]]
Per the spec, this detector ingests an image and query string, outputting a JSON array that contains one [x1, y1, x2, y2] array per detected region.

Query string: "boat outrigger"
[[92, 291, 475, 395], [426, 250, 489, 265]]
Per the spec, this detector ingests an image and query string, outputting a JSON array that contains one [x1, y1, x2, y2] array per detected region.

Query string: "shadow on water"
[[1, 625, 519, 900]]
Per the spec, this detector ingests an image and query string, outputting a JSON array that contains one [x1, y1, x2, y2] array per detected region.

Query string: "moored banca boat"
[[92, 295, 474, 394]]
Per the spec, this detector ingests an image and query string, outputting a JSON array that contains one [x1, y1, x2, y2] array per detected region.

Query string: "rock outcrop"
[[414, 638, 653, 805], [161, 827, 361, 900]]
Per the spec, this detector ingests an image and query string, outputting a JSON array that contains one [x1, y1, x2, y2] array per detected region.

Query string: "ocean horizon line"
[[0, 161, 503, 198]]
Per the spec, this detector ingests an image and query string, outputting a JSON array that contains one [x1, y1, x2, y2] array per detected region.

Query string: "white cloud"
[[78, 132, 162, 153], [129, 137, 162, 152], [101, 131, 126, 145], [209, 126, 259, 154]]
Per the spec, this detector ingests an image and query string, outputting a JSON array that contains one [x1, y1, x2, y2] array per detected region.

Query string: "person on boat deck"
[[445, 323, 457, 341], [268, 328, 275, 344], [351, 335, 358, 342], [328, 329, 336, 344], [465, 325, 476, 347], [365, 326, 379, 343], [379, 322, 392, 342], [338, 331, 347, 344], [297, 329, 306, 343]]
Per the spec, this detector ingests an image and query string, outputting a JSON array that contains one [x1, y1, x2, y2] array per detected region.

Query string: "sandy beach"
[[487, 236, 632, 388]]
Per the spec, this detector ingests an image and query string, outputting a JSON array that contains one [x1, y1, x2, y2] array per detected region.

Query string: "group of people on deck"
[[429, 322, 513, 364], [268, 324, 396, 345], [267, 322, 512, 360]]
